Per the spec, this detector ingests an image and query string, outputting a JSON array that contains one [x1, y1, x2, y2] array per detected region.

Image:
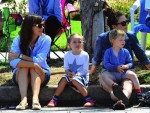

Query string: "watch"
[[19, 54, 23, 59]]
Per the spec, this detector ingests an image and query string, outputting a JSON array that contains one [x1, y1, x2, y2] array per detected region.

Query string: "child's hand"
[[67, 72, 73, 77], [117, 65, 124, 74], [120, 65, 129, 70]]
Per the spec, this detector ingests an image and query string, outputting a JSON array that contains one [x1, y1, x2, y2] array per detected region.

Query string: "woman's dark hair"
[[103, 8, 124, 30], [19, 15, 43, 56]]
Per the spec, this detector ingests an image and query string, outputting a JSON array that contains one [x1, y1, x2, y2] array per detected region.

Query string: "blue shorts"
[[12, 69, 50, 86], [101, 68, 130, 83], [62, 75, 89, 93]]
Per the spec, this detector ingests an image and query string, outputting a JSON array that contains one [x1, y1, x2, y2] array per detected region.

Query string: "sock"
[[135, 88, 141, 93], [84, 95, 92, 101], [52, 95, 59, 101], [112, 83, 116, 89]]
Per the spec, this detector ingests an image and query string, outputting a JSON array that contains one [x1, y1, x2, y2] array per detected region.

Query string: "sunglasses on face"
[[117, 20, 129, 26], [34, 23, 45, 28]]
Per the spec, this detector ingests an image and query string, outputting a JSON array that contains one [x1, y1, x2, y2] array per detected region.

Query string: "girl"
[[8, 15, 51, 110], [47, 34, 95, 107]]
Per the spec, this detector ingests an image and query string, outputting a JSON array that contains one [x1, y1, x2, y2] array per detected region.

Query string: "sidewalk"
[[0, 85, 150, 106], [1, 106, 150, 113]]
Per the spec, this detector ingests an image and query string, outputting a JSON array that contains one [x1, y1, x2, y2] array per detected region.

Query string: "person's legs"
[[47, 77, 68, 107], [122, 79, 133, 99], [30, 68, 46, 109], [100, 71, 119, 101], [72, 80, 87, 97], [100, 72, 129, 109], [15, 68, 29, 110], [124, 70, 141, 93], [72, 80, 95, 107]]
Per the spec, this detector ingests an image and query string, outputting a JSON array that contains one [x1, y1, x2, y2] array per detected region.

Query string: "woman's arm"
[[17, 60, 44, 76], [130, 33, 150, 69]]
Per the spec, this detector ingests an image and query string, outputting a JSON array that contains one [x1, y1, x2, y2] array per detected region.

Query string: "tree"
[[80, 0, 107, 60]]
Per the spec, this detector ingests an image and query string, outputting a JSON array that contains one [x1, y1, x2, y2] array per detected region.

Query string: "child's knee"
[[59, 77, 67, 84], [125, 71, 137, 80]]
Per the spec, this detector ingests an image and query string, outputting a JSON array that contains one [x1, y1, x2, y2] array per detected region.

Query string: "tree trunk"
[[80, 0, 106, 60]]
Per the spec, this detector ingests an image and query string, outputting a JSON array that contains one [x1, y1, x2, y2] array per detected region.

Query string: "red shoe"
[[47, 99, 57, 107], [83, 99, 96, 107]]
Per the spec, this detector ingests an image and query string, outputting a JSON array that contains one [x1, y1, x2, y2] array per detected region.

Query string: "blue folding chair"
[[130, 0, 150, 51]]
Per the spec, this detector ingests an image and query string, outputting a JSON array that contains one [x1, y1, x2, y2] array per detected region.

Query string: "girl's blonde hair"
[[109, 29, 125, 44], [67, 33, 84, 43]]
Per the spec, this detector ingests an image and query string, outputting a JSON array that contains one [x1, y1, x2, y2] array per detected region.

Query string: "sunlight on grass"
[[9, 20, 150, 50]]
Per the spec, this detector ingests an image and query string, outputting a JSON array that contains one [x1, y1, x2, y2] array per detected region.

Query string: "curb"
[[0, 85, 150, 106]]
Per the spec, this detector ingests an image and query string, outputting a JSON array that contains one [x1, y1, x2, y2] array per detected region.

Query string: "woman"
[[9, 15, 51, 110], [90, 8, 150, 109]]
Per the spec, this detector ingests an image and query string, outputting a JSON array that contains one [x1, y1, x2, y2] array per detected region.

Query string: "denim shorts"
[[12, 69, 50, 86], [101, 68, 130, 83]]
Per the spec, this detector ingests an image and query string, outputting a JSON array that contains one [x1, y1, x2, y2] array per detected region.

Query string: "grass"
[[0, 59, 150, 86], [10, 20, 82, 51], [10, 21, 150, 51]]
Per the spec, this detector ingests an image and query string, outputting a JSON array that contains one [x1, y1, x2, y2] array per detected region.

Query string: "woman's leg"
[[100, 73, 118, 101], [30, 68, 45, 103], [122, 79, 133, 99], [16, 68, 29, 104]]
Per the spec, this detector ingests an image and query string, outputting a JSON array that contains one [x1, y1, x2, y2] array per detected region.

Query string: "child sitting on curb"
[[47, 34, 95, 107], [102, 29, 141, 109]]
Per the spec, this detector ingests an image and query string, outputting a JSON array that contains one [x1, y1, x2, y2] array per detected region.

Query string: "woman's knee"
[[15, 68, 29, 83], [30, 68, 45, 83], [18, 68, 29, 73]]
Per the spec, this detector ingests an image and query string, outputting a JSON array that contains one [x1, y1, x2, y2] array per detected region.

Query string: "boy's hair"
[[109, 29, 125, 44], [67, 33, 84, 43]]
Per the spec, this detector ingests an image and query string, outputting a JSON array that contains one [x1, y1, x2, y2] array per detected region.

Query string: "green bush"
[[106, 0, 140, 21]]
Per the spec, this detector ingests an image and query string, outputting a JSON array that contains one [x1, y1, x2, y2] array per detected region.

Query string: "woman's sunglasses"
[[34, 23, 45, 28], [117, 20, 129, 26]]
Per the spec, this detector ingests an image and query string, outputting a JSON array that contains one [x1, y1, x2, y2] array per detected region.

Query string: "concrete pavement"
[[0, 106, 150, 113]]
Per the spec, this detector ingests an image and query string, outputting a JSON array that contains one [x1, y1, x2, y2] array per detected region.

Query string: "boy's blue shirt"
[[103, 47, 133, 71], [92, 31, 150, 66]]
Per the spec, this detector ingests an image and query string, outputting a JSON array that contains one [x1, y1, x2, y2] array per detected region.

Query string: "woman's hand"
[[33, 63, 44, 76], [8, 52, 19, 61]]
